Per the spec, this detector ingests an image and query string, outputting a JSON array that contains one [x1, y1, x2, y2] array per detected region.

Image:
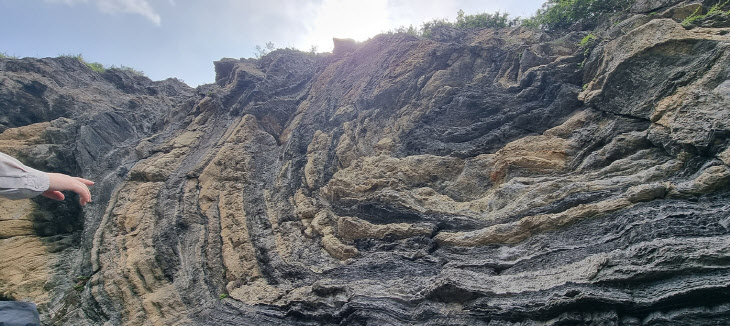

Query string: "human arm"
[[0, 152, 50, 200], [43, 173, 94, 205], [0, 152, 93, 205]]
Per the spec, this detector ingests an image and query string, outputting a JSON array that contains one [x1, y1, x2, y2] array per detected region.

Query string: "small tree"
[[255, 42, 276, 59], [455, 9, 512, 29]]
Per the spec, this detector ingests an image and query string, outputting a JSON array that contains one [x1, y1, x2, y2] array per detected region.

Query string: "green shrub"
[[85, 61, 106, 73], [526, 0, 634, 31], [57, 53, 145, 76], [219, 293, 228, 299], [0, 52, 19, 59], [682, 0, 730, 27], [110, 65, 145, 77], [454, 9, 513, 29], [393, 10, 521, 38], [57, 53, 83, 60], [419, 18, 452, 37], [577, 33, 599, 67], [579, 33, 597, 48], [708, 0, 730, 15], [391, 0, 633, 38], [388, 24, 421, 36], [683, 6, 703, 26], [58, 53, 106, 73], [578, 33, 598, 61]]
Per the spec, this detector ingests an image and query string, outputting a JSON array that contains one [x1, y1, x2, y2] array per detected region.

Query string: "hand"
[[42, 173, 95, 206]]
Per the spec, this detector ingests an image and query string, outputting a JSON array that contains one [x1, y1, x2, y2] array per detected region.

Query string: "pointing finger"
[[74, 177, 95, 186], [71, 181, 91, 206]]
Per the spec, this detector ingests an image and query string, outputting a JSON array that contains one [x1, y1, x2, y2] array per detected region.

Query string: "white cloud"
[[45, 0, 163, 25], [97, 0, 161, 25]]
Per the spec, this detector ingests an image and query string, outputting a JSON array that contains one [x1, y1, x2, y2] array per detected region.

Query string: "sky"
[[0, 0, 545, 87]]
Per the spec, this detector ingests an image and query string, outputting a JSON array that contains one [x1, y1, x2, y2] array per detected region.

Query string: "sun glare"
[[299, 0, 390, 52]]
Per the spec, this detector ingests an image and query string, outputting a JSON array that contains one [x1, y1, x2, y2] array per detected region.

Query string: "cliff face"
[[2, 1, 730, 324]]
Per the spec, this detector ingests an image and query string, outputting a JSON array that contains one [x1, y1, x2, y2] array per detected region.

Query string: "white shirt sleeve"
[[0, 152, 50, 200]]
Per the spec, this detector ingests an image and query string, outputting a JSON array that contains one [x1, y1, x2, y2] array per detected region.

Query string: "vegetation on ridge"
[[389, 9, 518, 37], [389, 0, 635, 38], [682, 0, 730, 27], [58, 54, 105, 73], [253, 41, 319, 60], [58, 53, 146, 76], [250, 0, 639, 59], [523, 0, 634, 30], [255, 42, 277, 59], [0, 52, 19, 59]]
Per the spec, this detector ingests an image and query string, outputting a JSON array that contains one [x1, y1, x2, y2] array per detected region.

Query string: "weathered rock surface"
[[2, 2, 730, 325]]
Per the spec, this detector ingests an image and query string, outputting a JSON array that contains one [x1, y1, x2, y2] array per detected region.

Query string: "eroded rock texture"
[[2, 2, 730, 325]]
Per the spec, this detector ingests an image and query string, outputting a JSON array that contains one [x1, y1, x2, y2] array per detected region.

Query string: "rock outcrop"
[[2, 1, 730, 324]]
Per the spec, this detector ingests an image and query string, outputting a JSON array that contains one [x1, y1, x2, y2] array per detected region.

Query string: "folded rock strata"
[[1, 2, 730, 324]]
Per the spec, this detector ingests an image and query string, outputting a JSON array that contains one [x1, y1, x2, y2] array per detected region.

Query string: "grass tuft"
[[58, 53, 106, 73], [109, 65, 146, 77], [0, 52, 19, 59], [682, 0, 730, 27]]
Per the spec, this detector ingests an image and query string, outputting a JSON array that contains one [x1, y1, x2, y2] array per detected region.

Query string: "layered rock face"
[[2, 1, 730, 325]]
